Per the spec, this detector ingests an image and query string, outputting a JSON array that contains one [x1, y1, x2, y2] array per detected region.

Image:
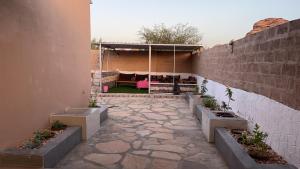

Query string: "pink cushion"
[[137, 80, 149, 89]]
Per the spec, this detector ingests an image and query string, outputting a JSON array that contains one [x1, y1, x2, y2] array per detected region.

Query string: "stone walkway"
[[56, 97, 228, 169]]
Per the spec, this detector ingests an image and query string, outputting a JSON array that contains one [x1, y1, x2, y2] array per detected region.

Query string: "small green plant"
[[89, 99, 98, 107], [239, 124, 269, 159], [221, 87, 234, 112], [202, 95, 219, 110], [24, 129, 54, 149], [200, 78, 208, 96], [252, 124, 268, 145], [89, 90, 99, 107], [51, 120, 67, 131]]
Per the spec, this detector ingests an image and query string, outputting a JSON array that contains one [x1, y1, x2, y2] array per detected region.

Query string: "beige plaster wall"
[[0, 0, 91, 147], [91, 50, 193, 73]]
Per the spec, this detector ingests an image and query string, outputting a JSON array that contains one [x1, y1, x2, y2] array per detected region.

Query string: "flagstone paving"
[[55, 97, 228, 169]]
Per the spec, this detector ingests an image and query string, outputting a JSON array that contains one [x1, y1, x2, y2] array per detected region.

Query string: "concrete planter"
[[200, 105, 247, 143], [215, 128, 297, 169], [50, 106, 108, 140], [0, 127, 81, 168], [195, 105, 203, 124], [184, 92, 202, 114]]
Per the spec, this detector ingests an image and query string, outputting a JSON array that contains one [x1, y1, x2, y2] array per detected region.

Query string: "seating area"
[[116, 73, 197, 87]]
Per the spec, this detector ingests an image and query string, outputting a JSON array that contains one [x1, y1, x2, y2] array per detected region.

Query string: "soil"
[[18, 129, 65, 150], [214, 112, 235, 118], [230, 129, 287, 165], [212, 110, 237, 118]]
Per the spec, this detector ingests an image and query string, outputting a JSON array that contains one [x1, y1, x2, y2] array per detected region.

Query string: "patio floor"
[[55, 97, 228, 169]]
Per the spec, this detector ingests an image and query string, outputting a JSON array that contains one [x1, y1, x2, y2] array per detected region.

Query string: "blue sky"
[[91, 0, 300, 47]]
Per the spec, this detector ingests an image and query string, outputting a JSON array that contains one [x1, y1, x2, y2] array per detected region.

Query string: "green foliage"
[[139, 23, 202, 44], [221, 101, 232, 112], [51, 120, 67, 131], [226, 87, 234, 102], [202, 96, 219, 110], [200, 78, 208, 95], [240, 124, 269, 157], [89, 90, 99, 107], [24, 130, 54, 149], [91, 38, 102, 50], [252, 124, 268, 145], [222, 87, 235, 112], [89, 99, 98, 108]]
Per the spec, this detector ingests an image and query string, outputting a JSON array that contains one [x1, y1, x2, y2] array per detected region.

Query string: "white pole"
[[99, 43, 102, 93], [148, 45, 152, 94], [173, 45, 176, 85]]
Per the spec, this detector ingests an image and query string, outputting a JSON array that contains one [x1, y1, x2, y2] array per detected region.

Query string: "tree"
[[138, 23, 201, 44], [91, 38, 102, 50]]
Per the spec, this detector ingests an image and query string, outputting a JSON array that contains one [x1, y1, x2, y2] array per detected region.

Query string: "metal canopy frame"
[[97, 42, 202, 94]]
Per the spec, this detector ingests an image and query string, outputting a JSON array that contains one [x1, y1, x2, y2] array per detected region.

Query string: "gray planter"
[[215, 128, 297, 169], [195, 105, 203, 124], [184, 92, 201, 114], [0, 127, 81, 168], [50, 106, 108, 140], [200, 105, 247, 143]]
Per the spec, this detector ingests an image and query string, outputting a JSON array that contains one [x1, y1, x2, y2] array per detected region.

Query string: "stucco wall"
[[194, 19, 300, 167], [91, 50, 193, 73], [0, 0, 91, 148]]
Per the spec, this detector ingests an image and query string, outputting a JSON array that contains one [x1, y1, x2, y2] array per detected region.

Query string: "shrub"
[[51, 120, 67, 131], [24, 129, 55, 149], [200, 78, 208, 96], [202, 96, 219, 110], [239, 124, 269, 159], [221, 87, 235, 112], [89, 99, 98, 107]]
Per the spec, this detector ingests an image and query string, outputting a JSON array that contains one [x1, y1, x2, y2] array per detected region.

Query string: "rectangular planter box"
[[185, 92, 201, 114], [50, 106, 108, 140], [200, 105, 247, 143], [195, 105, 203, 124], [0, 127, 81, 168], [215, 128, 297, 169]]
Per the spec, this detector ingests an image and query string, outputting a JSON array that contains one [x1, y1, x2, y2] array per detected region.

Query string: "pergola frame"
[[96, 42, 202, 94]]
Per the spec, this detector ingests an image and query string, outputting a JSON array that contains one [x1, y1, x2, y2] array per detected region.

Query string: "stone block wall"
[[193, 19, 300, 168], [194, 19, 300, 110]]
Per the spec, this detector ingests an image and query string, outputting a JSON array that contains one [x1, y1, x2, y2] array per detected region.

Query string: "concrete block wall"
[[194, 19, 300, 110], [194, 19, 300, 168]]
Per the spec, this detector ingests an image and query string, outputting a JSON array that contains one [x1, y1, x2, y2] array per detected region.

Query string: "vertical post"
[[99, 43, 102, 93], [173, 45, 176, 85], [106, 50, 109, 71], [148, 45, 152, 94]]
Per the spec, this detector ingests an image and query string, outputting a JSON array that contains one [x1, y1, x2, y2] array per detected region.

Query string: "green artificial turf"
[[108, 85, 148, 94]]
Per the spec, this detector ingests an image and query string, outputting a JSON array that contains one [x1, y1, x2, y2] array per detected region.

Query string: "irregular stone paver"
[[136, 130, 152, 136], [151, 151, 182, 160], [151, 159, 178, 169], [96, 140, 130, 153], [143, 123, 162, 128], [143, 144, 185, 153], [147, 127, 174, 133], [149, 133, 174, 140], [143, 113, 168, 120], [122, 154, 151, 169], [84, 153, 121, 166], [56, 97, 228, 169], [132, 150, 151, 155], [133, 140, 143, 149]]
